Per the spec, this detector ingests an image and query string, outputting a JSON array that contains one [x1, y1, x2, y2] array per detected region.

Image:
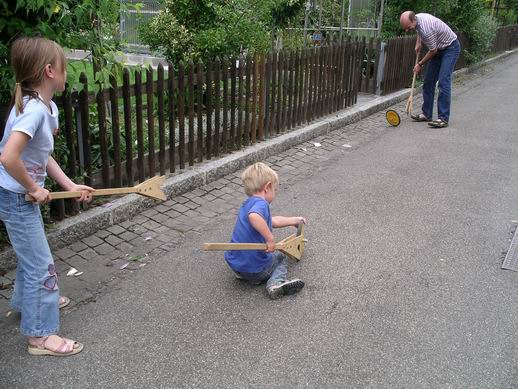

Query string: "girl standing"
[[0, 36, 94, 356]]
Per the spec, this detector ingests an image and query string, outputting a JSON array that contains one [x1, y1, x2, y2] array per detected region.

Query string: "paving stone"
[[184, 201, 199, 210], [55, 247, 76, 260], [172, 203, 189, 213], [162, 200, 175, 207], [119, 231, 139, 241], [116, 242, 134, 254], [78, 248, 98, 260], [127, 224, 148, 234], [119, 220, 137, 229], [153, 204, 171, 213], [165, 209, 181, 218], [0, 288, 13, 299], [82, 235, 104, 248], [107, 225, 126, 235], [69, 241, 88, 252], [175, 196, 190, 204], [105, 235, 124, 246], [94, 243, 116, 255], [94, 229, 112, 239], [4, 269, 16, 281], [54, 259, 70, 275], [149, 213, 170, 223], [0, 276, 12, 289], [141, 208, 159, 217], [132, 215, 149, 224], [145, 220, 163, 230]]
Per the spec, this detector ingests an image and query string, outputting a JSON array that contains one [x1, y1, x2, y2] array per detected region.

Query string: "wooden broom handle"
[[25, 187, 135, 201], [406, 55, 420, 113], [203, 243, 285, 251]]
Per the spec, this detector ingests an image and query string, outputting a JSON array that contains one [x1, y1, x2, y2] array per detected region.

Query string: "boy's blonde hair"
[[241, 162, 279, 196], [10, 36, 67, 115]]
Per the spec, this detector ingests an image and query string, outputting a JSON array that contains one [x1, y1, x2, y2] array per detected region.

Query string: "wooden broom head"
[[279, 223, 305, 261], [135, 175, 167, 201]]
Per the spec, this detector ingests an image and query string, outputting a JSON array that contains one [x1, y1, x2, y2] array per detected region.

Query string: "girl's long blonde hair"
[[9, 36, 67, 115]]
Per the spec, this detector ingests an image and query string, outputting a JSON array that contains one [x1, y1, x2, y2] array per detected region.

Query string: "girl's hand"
[[69, 184, 95, 203], [29, 187, 51, 204]]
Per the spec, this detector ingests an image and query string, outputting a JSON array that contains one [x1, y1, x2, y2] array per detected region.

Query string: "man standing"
[[400, 11, 461, 128]]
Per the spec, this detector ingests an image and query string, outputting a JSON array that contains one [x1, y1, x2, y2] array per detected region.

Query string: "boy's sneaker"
[[267, 279, 305, 299]]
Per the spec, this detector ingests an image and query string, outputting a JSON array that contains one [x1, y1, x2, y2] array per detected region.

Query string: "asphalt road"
[[2, 54, 518, 388]]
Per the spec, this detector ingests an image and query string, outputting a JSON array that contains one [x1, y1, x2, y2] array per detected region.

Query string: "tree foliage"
[[139, 0, 305, 64], [0, 0, 125, 104]]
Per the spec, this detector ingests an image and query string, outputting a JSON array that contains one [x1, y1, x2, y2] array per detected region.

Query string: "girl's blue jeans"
[[234, 252, 288, 289], [422, 39, 461, 122], [0, 187, 59, 337]]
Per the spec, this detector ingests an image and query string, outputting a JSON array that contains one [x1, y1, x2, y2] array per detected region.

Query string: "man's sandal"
[[59, 296, 70, 309], [428, 119, 448, 128], [411, 113, 431, 122], [28, 335, 83, 357]]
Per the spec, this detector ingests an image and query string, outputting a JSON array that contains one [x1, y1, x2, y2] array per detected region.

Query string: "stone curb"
[[1, 48, 516, 271]]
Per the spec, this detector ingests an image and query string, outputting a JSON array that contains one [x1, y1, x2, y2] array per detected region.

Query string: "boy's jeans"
[[234, 252, 287, 289], [0, 187, 59, 337], [422, 39, 461, 122]]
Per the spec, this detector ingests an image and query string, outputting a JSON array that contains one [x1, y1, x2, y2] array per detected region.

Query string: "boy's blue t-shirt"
[[224, 196, 273, 273]]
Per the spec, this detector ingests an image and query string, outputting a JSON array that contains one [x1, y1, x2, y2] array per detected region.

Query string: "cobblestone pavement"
[[0, 95, 417, 329]]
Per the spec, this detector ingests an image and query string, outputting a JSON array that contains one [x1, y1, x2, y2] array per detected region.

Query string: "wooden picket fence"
[[48, 38, 380, 220]]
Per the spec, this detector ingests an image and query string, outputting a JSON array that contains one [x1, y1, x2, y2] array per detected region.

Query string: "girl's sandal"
[[411, 113, 431, 122], [428, 119, 448, 128], [28, 335, 83, 357], [59, 296, 70, 309]]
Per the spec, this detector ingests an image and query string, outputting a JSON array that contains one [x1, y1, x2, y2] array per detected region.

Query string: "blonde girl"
[[0, 37, 94, 356]]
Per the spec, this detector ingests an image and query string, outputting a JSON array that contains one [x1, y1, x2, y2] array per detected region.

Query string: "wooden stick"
[[405, 54, 420, 115], [25, 175, 167, 202]]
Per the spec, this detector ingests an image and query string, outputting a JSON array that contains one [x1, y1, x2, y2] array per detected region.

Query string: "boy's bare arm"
[[272, 216, 307, 228], [248, 212, 276, 252]]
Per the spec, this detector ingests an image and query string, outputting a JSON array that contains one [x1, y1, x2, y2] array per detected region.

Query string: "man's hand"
[[28, 186, 51, 204], [415, 44, 421, 55], [413, 63, 422, 74]]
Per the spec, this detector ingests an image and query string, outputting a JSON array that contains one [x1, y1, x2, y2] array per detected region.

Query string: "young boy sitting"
[[225, 162, 306, 299]]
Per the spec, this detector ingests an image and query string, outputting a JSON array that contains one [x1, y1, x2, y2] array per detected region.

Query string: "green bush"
[[464, 12, 500, 63]]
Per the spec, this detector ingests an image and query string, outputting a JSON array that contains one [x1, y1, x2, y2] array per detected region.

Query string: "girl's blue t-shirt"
[[224, 196, 273, 273], [0, 97, 57, 193]]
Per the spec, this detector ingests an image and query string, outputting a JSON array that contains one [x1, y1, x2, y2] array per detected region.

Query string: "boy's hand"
[[293, 216, 307, 226], [265, 239, 276, 253]]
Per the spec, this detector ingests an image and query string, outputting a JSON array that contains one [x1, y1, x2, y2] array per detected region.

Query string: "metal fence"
[[120, 0, 161, 53]]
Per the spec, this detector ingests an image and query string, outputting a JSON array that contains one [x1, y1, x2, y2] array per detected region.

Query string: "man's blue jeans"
[[0, 187, 59, 337], [422, 39, 461, 122], [234, 252, 288, 289]]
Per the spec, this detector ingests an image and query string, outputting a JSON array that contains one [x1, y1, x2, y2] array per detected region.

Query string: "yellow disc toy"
[[386, 110, 401, 127]]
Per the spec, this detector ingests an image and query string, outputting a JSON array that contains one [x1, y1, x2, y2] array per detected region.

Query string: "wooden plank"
[[178, 62, 186, 169], [281, 50, 289, 130], [157, 64, 166, 176], [197, 61, 204, 163], [302, 48, 310, 122], [230, 58, 237, 149], [134, 70, 145, 182], [276, 51, 283, 134], [258, 54, 265, 141], [244, 55, 251, 145], [296, 49, 303, 126], [62, 86, 79, 215], [268, 52, 277, 137], [96, 82, 110, 187], [287, 50, 295, 130], [214, 57, 221, 157], [167, 63, 176, 173], [188, 60, 195, 166], [372, 38, 381, 95], [237, 56, 244, 147], [251, 54, 258, 144], [206, 59, 213, 158], [109, 76, 122, 186], [79, 74, 91, 186], [222, 57, 229, 154], [146, 67, 155, 177], [122, 68, 134, 185]]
